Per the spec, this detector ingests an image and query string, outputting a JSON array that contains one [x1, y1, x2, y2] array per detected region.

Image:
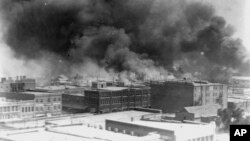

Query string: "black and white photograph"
[[0, 0, 249, 140]]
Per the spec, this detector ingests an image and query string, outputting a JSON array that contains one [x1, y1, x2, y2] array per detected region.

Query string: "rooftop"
[[183, 104, 220, 117], [232, 76, 250, 80], [228, 97, 248, 103], [108, 119, 215, 139], [151, 80, 224, 87], [0, 126, 161, 141], [21, 91, 61, 96]]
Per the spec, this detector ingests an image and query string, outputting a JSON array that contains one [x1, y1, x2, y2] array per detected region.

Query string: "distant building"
[[175, 104, 220, 123], [229, 76, 250, 95], [150, 80, 228, 113], [6, 76, 36, 92], [0, 79, 12, 92], [51, 75, 69, 85], [84, 81, 151, 113], [228, 96, 250, 113]]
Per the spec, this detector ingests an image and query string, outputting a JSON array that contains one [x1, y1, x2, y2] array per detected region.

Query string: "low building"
[[85, 82, 151, 113], [175, 104, 220, 123], [106, 119, 216, 141], [150, 80, 227, 113], [0, 91, 62, 118], [228, 96, 250, 113]]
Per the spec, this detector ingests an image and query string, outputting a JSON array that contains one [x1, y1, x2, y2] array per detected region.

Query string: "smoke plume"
[[0, 0, 248, 83]]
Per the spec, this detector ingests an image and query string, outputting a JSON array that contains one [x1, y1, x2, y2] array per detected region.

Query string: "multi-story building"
[[0, 91, 62, 118], [150, 80, 228, 113], [84, 81, 151, 113], [10, 76, 36, 92], [0, 97, 20, 122]]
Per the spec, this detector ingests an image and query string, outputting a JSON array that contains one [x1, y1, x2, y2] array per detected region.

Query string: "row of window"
[[35, 97, 61, 103], [0, 106, 19, 112], [35, 105, 61, 112], [22, 106, 34, 113], [0, 113, 19, 120], [100, 96, 150, 105], [187, 135, 214, 141]]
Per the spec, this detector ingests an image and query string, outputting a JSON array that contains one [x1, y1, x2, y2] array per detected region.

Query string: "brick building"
[[150, 80, 227, 113], [84, 82, 151, 113]]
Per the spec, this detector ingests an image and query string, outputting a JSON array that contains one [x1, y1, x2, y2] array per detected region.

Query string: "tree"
[[217, 103, 244, 132]]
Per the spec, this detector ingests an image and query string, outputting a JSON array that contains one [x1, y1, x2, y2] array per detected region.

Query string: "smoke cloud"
[[0, 0, 248, 83]]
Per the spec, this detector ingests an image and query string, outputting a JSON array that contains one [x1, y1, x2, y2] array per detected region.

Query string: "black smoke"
[[0, 0, 248, 82]]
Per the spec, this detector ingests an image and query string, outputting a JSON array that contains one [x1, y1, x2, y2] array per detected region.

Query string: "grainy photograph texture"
[[0, 0, 249, 141]]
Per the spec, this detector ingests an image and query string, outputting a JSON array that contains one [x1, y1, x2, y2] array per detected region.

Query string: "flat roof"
[[21, 91, 61, 96], [47, 110, 152, 127], [0, 126, 160, 141], [232, 76, 250, 80], [228, 98, 248, 103], [99, 86, 128, 91], [108, 120, 215, 139]]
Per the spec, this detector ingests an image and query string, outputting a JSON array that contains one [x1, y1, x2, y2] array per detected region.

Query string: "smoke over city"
[[0, 0, 249, 83]]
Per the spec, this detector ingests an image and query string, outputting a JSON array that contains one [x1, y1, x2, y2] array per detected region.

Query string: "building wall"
[[0, 100, 20, 122], [194, 84, 227, 109], [19, 100, 35, 119], [34, 94, 61, 117], [150, 82, 194, 113], [0, 83, 11, 92], [85, 87, 151, 113], [62, 94, 87, 113], [151, 81, 227, 113], [106, 120, 175, 140]]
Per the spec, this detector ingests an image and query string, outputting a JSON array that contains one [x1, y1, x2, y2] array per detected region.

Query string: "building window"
[[36, 99, 39, 103], [40, 99, 43, 102], [48, 98, 50, 102], [58, 97, 61, 101], [54, 97, 57, 101]]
